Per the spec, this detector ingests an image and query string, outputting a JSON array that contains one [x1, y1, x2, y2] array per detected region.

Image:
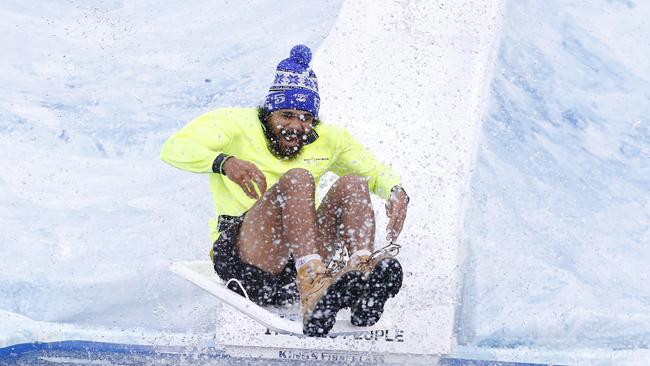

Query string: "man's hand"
[[222, 157, 267, 199], [385, 187, 409, 244]]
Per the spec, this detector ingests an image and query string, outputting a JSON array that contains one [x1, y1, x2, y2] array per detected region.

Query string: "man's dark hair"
[[257, 106, 321, 160]]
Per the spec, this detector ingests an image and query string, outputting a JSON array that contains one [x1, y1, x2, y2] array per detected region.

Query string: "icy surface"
[[460, 0, 650, 350], [0, 0, 342, 333], [1, 0, 650, 360]]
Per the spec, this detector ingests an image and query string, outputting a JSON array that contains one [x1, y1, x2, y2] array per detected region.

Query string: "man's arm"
[[160, 110, 267, 199], [330, 127, 409, 243], [160, 110, 234, 174]]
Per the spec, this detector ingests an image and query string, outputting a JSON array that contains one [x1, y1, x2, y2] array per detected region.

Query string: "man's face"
[[266, 109, 314, 158]]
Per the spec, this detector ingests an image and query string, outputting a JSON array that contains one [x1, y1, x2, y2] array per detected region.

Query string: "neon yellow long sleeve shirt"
[[160, 107, 401, 242]]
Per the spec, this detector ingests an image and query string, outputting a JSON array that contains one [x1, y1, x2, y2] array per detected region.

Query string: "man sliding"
[[161, 45, 409, 336]]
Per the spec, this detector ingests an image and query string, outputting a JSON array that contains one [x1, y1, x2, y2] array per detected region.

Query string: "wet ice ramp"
[[313, 0, 504, 353]]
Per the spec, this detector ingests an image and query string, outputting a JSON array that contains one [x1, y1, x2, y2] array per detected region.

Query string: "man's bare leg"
[[314, 176, 402, 327], [237, 168, 320, 274], [316, 175, 375, 264], [236, 169, 365, 336]]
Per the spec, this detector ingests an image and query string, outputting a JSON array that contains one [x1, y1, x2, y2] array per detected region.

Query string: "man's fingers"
[[386, 214, 397, 242], [253, 170, 267, 194], [385, 199, 396, 241], [241, 181, 252, 198], [225, 160, 266, 200], [386, 202, 407, 243], [394, 203, 408, 240], [240, 165, 266, 197], [247, 183, 259, 199], [242, 180, 258, 199], [392, 207, 406, 240], [386, 230, 394, 243]]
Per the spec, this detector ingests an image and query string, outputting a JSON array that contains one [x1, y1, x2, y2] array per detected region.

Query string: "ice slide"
[[0, 0, 558, 364], [0, 0, 504, 363], [201, 0, 503, 361]]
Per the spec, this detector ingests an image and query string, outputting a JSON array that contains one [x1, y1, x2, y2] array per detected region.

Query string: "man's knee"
[[280, 168, 315, 191], [336, 175, 369, 193]]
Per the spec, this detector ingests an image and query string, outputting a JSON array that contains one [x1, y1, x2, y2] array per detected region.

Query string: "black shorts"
[[211, 214, 299, 306]]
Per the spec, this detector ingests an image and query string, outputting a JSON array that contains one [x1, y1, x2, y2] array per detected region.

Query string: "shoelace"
[[359, 243, 402, 268], [362, 243, 402, 266], [303, 269, 334, 298], [314, 267, 339, 283], [328, 243, 403, 273], [307, 264, 337, 284], [372, 243, 401, 258], [327, 257, 347, 273]]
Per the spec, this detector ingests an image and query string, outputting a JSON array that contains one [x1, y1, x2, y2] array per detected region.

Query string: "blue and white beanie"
[[264, 45, 320, 117]]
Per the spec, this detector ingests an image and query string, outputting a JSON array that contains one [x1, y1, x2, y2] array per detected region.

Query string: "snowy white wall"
[[313, 0, 502, 315]]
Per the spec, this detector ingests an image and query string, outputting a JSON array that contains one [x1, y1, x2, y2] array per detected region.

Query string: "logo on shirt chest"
[[303, 157, 330, 164]]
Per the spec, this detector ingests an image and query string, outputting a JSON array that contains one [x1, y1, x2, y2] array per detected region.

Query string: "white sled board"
[[170, 260, 376, 337], [171, 261, 454, 363]]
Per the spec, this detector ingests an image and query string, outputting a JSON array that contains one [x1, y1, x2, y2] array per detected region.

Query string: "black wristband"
[[212, 153, 233, 175], [391, 185, 410, 204]]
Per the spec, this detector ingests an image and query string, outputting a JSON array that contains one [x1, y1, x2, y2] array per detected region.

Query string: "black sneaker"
[[350, 256, 403, 327]]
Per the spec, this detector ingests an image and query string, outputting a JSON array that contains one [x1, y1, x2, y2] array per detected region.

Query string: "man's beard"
[[263, 123, 306, 160]]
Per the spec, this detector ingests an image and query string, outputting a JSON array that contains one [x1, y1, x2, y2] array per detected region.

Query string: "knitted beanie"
[[264, 45, 320, 117]]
